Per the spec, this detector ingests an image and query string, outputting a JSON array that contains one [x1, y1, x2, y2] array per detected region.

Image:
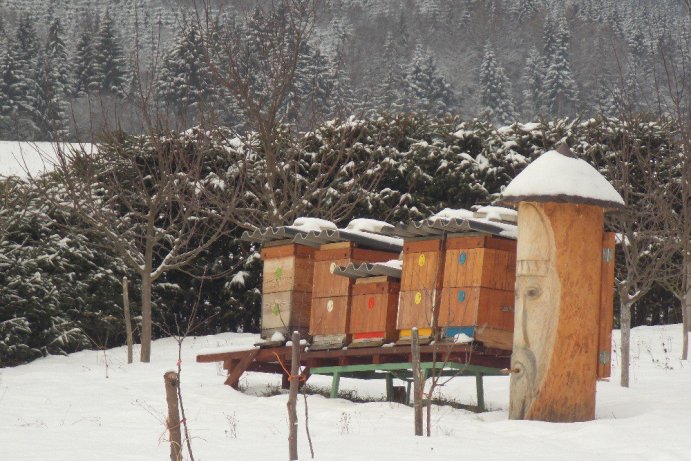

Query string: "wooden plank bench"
[[197, 343, 510, 411]]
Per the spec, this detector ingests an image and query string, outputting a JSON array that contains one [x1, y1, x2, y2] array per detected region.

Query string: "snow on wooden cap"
[[501, 144, 625, 210]]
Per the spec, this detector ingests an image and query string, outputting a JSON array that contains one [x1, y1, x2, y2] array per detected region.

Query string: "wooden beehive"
[[396, 238, 444, 343], [439, 235, 517, 350], [348, 276, 401, 347], [309, 242, 398, 349], [259, 242, 316, 342]]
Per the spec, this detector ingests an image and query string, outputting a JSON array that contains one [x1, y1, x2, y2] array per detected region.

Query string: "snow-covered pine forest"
[[0, 0, 690, 140]]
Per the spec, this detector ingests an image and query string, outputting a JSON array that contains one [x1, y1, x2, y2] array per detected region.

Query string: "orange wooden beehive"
[[309, 242, 398, 349], [396, 238, 444, 343], [349, 275, 401, 347], [259, 242, 316, 342], [438, 235, 517, 350]]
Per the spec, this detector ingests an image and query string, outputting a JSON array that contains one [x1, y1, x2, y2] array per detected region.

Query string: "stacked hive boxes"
[[309, 242, 398, 350], [439, 235, 516, 350], [259, 243, 316, 342]]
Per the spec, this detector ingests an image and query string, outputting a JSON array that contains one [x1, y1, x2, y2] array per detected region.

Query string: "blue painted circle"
[[459, 252, 467, 265], [458, 290, 466, 302]]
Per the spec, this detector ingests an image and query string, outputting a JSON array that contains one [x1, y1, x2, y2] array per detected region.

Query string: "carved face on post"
[[509, 203, 561, 419]]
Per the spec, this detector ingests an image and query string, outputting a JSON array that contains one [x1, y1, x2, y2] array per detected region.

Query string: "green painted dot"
[[271, 302, 280, 316], [274, 267, 283, 281]]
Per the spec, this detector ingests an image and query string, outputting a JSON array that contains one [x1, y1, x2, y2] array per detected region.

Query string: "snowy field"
[[0, 141, 94, 178], [1, 324, 689, 460]]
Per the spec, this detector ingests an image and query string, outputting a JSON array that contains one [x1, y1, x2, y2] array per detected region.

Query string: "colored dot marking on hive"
[[414, 291, 422, 305], [459, 252, 467, 265], [418, 254, 426, 267], [326, 299, 334, 312], [274, 267, 283, 281], [272, 302, 280, 316], [329, 262, 336, 274], [367, 297, 376, 310], [458, 290, 466, 302]]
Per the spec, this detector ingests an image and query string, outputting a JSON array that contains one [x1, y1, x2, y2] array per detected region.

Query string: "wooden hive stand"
[[309, 242, 398, 350], [258, 241, 316, 345], [439, 234, 517, 350]]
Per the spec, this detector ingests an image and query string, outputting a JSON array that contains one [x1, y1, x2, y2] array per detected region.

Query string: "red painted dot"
[[367, 297, 376, 310]]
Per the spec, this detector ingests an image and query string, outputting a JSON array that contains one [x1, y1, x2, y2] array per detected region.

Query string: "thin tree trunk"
[[164, 372, 182, 461], [122, 276, 133, 364], [411, 328, 423, 436], [684, 261, 691, 360], [288, 331, 300, 461], [140, 273, 152, 363], [620, 299, 632, 388]]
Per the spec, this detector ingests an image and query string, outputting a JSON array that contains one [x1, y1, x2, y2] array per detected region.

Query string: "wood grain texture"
[[598, 232, 616, 380], [400, 250, 442, 290], [349, 279, 400, 342], [309, 295, 350, 336], [260, 290, 313, 338], [262, 256, 315, 293], [509, 202, 604, 422], [438, 287, 514, 331], [396, 289, 435, 330], [443, 248, 516, 291]]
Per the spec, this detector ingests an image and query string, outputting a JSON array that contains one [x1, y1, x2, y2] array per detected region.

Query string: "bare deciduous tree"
[[48, 128, 243, 362], [197, 1, 383, 229]]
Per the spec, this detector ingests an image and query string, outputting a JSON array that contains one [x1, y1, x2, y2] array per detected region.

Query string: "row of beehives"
[[246, 210, 521, 351]]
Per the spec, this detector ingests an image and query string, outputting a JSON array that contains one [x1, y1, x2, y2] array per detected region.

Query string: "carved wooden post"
[[502, 145, 624, 422]]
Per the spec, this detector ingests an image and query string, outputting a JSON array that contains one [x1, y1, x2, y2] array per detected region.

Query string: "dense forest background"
[[1, 0, 690, 140]]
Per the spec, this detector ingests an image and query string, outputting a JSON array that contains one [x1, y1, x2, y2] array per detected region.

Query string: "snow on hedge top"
[[346, 218, 394, 234], [291, 217, 337, 232], [501, 150, 625, 209]]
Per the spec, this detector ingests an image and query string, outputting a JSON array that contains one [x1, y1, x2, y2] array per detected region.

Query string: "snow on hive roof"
[[501, 148, 625, 210], [292, 217, 338, 232], [346, 218, 394, 235]]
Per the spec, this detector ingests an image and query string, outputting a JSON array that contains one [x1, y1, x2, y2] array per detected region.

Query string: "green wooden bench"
[[309, 362, 504, 411]]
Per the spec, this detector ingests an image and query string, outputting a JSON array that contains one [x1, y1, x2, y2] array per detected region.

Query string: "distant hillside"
[[0, 0, 689, 139]]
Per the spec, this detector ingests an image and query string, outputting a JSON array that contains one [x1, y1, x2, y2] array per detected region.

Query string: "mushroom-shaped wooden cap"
[[501, 144, 625, 210]]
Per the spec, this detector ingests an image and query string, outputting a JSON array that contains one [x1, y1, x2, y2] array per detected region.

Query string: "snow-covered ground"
[[0, 141, 94, 178], [1, 324, 689, 460]]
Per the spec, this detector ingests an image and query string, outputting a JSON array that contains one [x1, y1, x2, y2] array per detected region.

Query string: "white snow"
[[473, 205, 518, 223], [270, 331, 286, 343], [345, 218, 394, 234], [432, 208, 475, 220], [0, 141, 95, 178], [501, 150, 625, 206], [291, 217, 338, 232], [376, 259, 403, 270], [2, 325, 691, 460], [342, 228, 403, 248]]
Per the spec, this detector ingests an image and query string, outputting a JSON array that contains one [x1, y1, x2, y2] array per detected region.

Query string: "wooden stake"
[[411, 328, 423, 436], [122, 276, 133, 364], [164, 371, 182, 461], [509, 202, 604, 422], [288, 331, 300, 461]]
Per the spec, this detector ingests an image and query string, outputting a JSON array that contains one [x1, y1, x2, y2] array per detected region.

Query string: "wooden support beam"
[[224, 348, 259, 389], [475, 373, 485, 412]]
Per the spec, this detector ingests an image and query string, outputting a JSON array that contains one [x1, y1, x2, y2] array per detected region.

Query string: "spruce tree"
[[73, 27, 97, 96], [405, 45, 457, 115], [375, 31, 408, 113], [479, 43, 516, 125], [522, 47, 544, 118], [543, 15, 579, 116], [158, 22, 211, 116], [35, 20, 71, 139], [93, 11, 127, 97]]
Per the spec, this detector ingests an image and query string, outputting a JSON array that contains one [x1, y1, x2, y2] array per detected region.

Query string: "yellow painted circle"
[[329, 262, 337, 274], [414, 291, 422, 305], [418, 254, 426, 267], [326, 299, 334, 312]]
